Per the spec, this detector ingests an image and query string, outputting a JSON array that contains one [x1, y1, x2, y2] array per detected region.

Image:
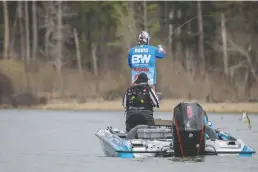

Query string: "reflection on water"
[[169, 156, 205, 163], [0, 110, 257, 172]]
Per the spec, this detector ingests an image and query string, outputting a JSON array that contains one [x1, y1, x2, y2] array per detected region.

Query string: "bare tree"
[[18, 2, 25, 60], [9, 4, 19, 59], [168, 8, 174, 58], [25, 1, 30, 65], [56, 1, 62, 75], [38, 1, 74, 95], [39, 2, 74, 62], [56, 1, 64, 95], [43, 4, 51, 59], [91, 43, 98, 77], [32, 1, 38, 60], [143, 0, 147, 31], [185, 21, 194, 80], [175, 9, 182, 63], [221, 13, 229, 79], [73, 28, 83, 76], [38, 1, 55, 60], [2, 1, 9, 59], [197, 1, 205, 73], [91, 43, 99, 94]]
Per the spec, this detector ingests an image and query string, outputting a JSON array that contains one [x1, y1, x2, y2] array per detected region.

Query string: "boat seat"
[[125, 125, 149, 140]]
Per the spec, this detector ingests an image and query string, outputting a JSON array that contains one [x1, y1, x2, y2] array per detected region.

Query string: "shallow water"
[[0, 109, 257, 172]]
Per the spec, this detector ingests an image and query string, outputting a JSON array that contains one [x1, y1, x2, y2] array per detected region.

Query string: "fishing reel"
[[106, 126, 120, 133], [106, 126, 113, 131], [207, 121, 212, 127]]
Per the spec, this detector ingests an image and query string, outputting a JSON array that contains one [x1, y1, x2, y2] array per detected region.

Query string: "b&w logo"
[[132, 54, 151, 64]]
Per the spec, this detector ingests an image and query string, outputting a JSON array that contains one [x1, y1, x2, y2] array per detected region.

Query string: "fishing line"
[[127, 9, 235, 47]]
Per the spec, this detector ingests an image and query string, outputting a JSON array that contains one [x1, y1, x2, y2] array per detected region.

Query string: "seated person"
[[204, 111, 230, 140], [204, 111, 217, 139], [204, 111, 213, 128], [122, 73, 160, 132]]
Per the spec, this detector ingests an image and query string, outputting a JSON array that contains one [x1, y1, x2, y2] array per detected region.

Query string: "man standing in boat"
[[122, 73, 160, 132], [127, 31, 166, 90]]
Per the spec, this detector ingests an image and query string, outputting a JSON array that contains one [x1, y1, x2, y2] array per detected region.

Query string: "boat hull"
[[96, 128, 256, 158]]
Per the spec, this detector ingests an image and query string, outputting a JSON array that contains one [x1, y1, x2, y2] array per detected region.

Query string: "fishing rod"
[[127, 9, 235, 47]]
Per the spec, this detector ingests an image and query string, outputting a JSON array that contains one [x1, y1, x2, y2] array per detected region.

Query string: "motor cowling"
[[172, 102, 206, 157]]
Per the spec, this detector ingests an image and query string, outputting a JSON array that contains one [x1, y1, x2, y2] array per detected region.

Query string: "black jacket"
[[122, 83, 160, 110]]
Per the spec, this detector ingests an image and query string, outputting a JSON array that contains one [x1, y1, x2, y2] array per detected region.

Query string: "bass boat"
[[95, 102, 256, 158]]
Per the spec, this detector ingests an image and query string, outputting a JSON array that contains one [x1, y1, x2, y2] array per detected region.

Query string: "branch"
[[213, 42, 243, 53], [228, 38, 249, 58], [229, 60, 247, 70], [227, 36, 258, 80]]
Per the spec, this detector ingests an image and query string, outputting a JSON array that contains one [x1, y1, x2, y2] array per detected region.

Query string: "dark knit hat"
[[135, 73, 149, 84]]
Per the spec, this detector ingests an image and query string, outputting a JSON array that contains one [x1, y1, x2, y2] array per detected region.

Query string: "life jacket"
[[126, 83, 153, 111]]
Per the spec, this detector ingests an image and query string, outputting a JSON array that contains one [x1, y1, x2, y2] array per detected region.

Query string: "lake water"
[[0, 109, 257, 172]]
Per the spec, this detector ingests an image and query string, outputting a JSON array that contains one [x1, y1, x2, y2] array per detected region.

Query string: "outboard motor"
[[172, 102, 206, 157]]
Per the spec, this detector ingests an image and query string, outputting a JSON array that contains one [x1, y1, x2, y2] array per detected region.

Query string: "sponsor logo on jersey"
[[131, 54, 151, 64], [133, 67, 149, 72]]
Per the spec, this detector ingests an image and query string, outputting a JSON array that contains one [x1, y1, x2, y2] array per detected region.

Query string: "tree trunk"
[[244, 70, 254, 100], [9, 4, 19, 59], [25, 1, 30, 65], [164, 1, 168, 27], [221, 13, 229, 80], [168, 9, 174, 59], [91, 43, 98, 77], [24, 1, 31, 91], [175, 9, 182, 64], [44, 3, 51, 59], [186, 21, 194, 79], [73, 28, 83, 76], [56, 1, 63, 95], [92, 43, 99, 94], [2, 1, 10, 59], [143, 0, 147, 31], [197, 1, 205, 74], [18, 1, 25, 60], [100, 27, 108, 73], [32, 1, 38, 60]]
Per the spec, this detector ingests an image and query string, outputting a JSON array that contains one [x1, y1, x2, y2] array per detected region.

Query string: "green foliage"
[[0, 60, 25, 85], [0, 60, 25, 74], [147, 3, 160, 37], [0, 1, 258, 74]]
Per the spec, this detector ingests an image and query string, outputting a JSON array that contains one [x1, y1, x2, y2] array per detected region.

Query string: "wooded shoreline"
[[1, 99, 257, 114], [1, 2, 258, 113]]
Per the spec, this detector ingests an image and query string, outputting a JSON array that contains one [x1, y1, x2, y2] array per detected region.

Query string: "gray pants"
[[125, 110, 154, 132]]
